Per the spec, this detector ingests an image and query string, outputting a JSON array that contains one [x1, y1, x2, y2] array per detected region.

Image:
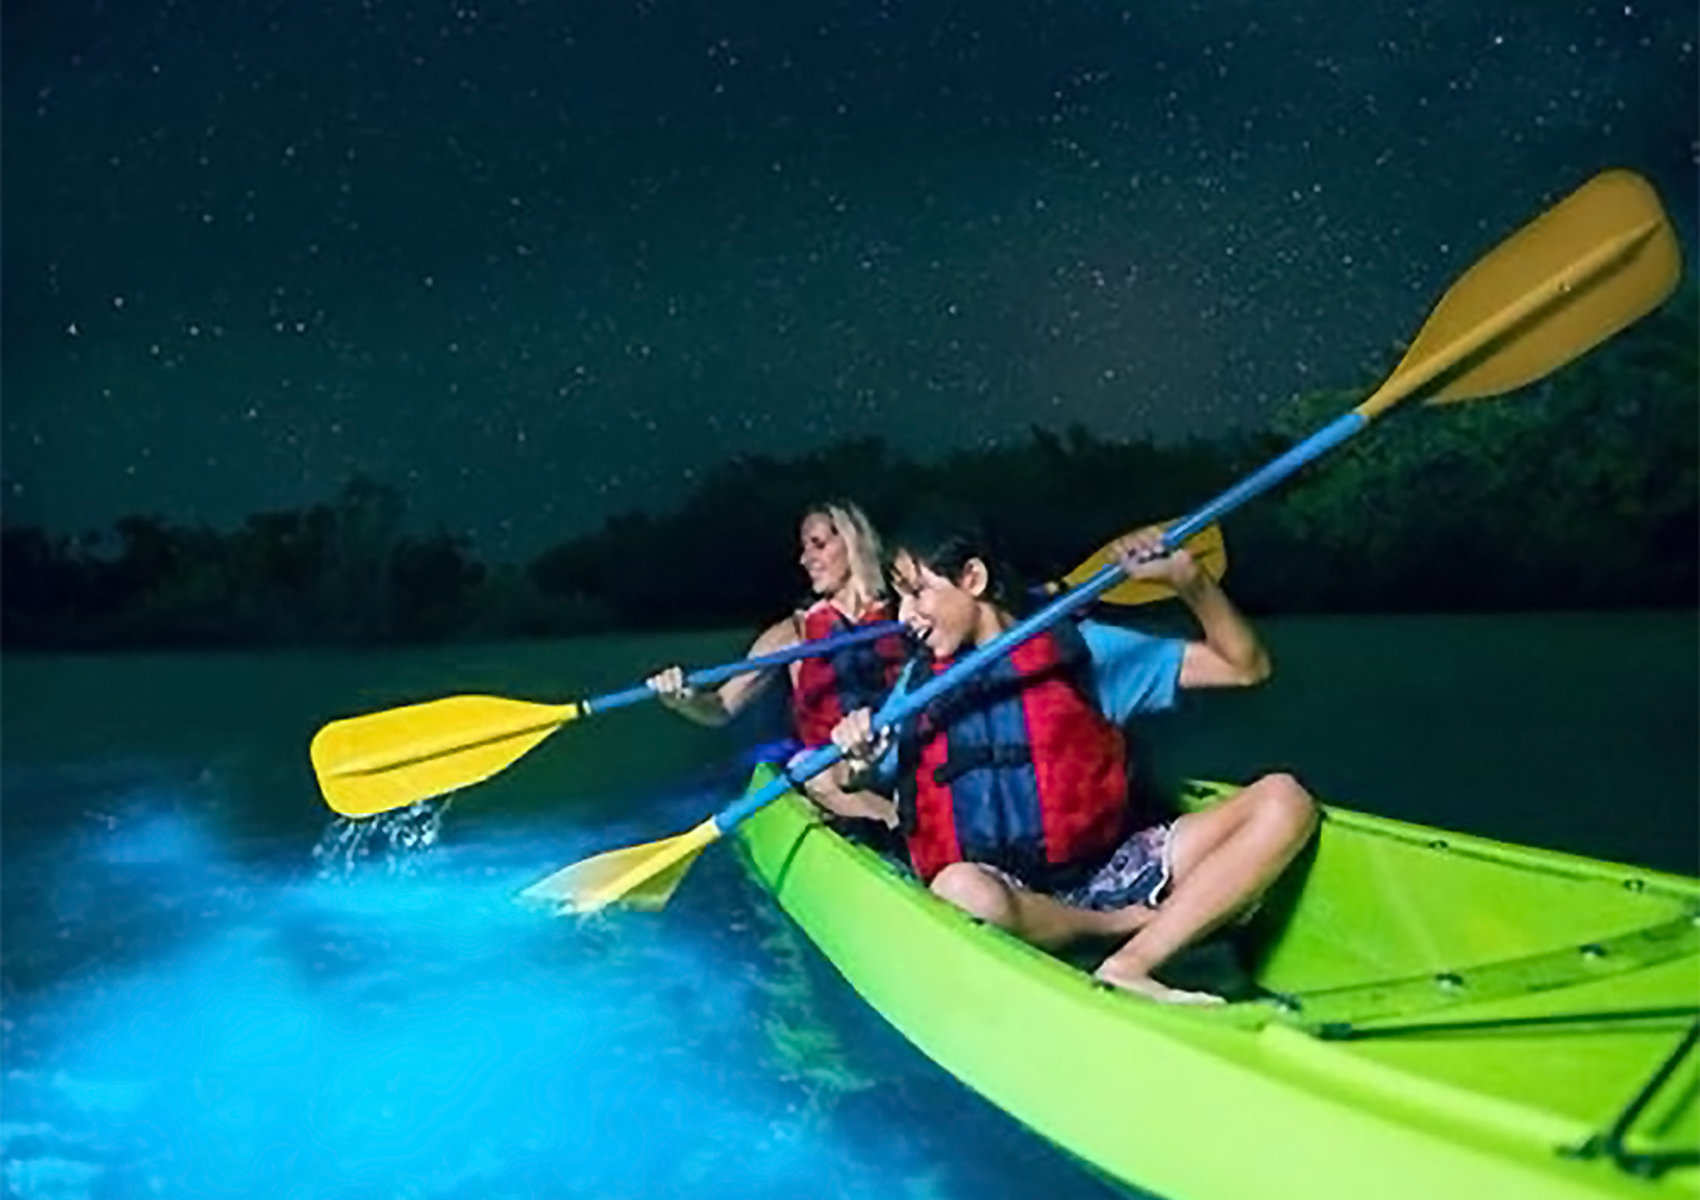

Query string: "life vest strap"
[[933, 743, 1033, 786]]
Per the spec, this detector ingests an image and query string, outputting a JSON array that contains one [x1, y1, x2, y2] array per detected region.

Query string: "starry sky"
[[4, 0, 1695, 559]]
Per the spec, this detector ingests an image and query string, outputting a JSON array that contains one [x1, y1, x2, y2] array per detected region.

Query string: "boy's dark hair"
[[888, 498, 1025, 608]]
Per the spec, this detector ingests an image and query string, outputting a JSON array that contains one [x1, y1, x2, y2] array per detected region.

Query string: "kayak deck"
[[734, 768, 1698, 1200]]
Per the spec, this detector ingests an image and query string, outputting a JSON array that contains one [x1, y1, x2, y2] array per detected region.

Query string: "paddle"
[[1053, 520, 1226, 607], [520, 168, 1679, 915], [311, 522, 1227, 817], [311, 621, 900, 818]]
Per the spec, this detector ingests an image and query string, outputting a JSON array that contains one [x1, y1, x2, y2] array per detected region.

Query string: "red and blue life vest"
[[791, 599, 908, 748], [895, 621, 1132, 890]]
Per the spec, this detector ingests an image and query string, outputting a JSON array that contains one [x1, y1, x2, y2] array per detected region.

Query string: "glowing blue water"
[[1, 765, 1134, 1200], [9, 615, 1695, 1198]]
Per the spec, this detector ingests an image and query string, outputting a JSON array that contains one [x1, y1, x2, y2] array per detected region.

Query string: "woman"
[[647, 500, 908, 823], [830, 511, 1317, 1004]]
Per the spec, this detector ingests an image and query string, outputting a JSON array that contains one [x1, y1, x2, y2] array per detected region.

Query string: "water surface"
[[3, 612, 1694, 1198]]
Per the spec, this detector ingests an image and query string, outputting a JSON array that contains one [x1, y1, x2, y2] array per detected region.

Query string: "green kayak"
[[733, 765, 1698, 1200]]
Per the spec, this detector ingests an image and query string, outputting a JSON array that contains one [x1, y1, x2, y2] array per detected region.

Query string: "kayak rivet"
[[1624, 878, 1645, 892], [1579, 943, 1607, 960], [1427, 839, 1449, 851], [1434, 972, 1465, 991]]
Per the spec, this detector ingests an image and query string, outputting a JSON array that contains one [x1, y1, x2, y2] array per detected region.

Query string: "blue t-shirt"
[[1078, 618, 1186, 723]]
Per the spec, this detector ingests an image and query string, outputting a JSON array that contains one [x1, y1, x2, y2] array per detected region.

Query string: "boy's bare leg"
[[1095, 773, 1317, 1003], [928, 862, 1159, 949]]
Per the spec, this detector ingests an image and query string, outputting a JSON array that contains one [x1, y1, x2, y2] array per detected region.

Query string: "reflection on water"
[[0, 765, 1133, 1200]]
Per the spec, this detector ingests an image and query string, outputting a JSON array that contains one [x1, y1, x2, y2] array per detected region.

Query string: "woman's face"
[[890, 550, 983, 659], [797, 513, 852, 597]]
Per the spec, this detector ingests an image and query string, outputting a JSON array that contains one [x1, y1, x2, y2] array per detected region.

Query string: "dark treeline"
[[4, 293, 1694, 650]]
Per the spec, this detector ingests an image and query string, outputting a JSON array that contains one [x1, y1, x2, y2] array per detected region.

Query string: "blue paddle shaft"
[[1164, 413, 1365, 546], [712, 410, 1370, 834], [583, 620, 906, 715]]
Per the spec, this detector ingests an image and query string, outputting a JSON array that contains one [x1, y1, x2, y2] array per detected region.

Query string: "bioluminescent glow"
[[2, 773, 1134, 1199]]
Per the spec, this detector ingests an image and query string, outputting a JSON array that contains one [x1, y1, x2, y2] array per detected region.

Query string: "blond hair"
[[804, 500, 887, 606]]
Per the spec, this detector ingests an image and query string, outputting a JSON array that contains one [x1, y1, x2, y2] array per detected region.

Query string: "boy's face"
[[890, 550, 984, 659]]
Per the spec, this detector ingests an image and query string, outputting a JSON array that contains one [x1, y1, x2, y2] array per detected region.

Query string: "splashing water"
[[310, 796, 456, 878]]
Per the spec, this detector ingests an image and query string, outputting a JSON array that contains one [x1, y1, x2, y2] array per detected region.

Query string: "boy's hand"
[[830, 707, 889, 769], [1112, 524, 1202, 590]]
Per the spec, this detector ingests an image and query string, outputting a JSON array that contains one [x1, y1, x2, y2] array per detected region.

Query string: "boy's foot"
[[1093, 964, 1226, 1005]]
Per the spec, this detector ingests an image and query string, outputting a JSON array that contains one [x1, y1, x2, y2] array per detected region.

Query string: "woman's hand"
[[645, 665, 695, 710]]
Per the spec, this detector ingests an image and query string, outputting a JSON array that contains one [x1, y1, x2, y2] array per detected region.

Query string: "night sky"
[[5, 1, 1695, 559]]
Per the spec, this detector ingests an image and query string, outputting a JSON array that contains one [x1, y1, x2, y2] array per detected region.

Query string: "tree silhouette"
[[3, 289, 1692, 650]]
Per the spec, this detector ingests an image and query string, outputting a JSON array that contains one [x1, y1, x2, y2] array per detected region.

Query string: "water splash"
[[310, 795, 455, 878]]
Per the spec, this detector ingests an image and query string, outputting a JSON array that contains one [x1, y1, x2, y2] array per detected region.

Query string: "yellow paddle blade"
[[310, 695, 581, 817], [1362, 169, 1680, 417], [517, 819, 721, 914], [1056, 521, 1227, 606]]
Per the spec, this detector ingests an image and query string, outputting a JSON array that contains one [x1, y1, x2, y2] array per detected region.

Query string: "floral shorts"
[[979, 823, 1175, 912]]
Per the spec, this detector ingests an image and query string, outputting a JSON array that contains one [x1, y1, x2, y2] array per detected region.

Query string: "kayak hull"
[[734, 768, 1698, 1200]]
